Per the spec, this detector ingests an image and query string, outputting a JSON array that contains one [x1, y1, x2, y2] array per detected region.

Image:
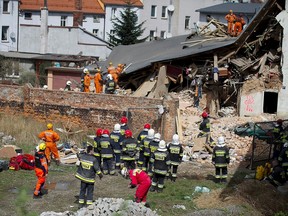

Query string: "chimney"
[[40, 1, 48, 54], [73, 0, 83, 26]]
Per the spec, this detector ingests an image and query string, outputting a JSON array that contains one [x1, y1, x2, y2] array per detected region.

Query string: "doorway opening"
[[263, 91, 278, 114]]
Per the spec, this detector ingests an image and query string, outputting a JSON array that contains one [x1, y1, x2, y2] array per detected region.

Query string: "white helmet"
[[284, 142, 288, 148], [66, 81, 72, 85], [114, 123, 121, 132], [154, 133, 161, 141], [121, 167, 128, 177], [107, 74, 112, 80], [217, 136, 225, 147], [172, 134, 179, 145], [147, 129, 155, 139], [83, 68, 89, 73], [43, 85, 48, 89], [158, 140, 166, 151]]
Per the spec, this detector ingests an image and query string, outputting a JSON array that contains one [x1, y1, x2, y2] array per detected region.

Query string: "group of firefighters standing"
[[225, 10, 246, 37]]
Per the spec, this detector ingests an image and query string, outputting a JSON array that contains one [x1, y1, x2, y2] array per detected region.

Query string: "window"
[[61, 16, 67, 27], [161, 6, 167, 18], [185, 16, 190, 29], [3, 0, 9, 13], [24, 13, 32, 19], [111, 8, 117, 20], [93, 29, 99, 36], [93, 15, 100, 23], [149, 30, 155, 41], [1, 26, 9, 41], [160, 31, 166, 39], [151, 5, 157, 18]]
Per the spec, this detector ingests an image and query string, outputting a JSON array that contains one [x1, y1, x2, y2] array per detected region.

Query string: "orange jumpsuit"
[[94, 72, 103, 93], [84, 74, 91, 93], [34, 151, 48, 196], [225, 13, 236, 35], [107, 65, 116, 75], [234, 17, 246, 36], [38, 129, 60, 163]]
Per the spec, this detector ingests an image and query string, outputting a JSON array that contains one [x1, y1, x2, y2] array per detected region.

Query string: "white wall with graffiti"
[[240, 92, 264, 117]]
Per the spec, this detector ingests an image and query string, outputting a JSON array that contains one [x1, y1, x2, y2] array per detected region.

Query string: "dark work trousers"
[[79, 181, 94, 205], [142, 156, 150, 172], [123, 160, 136, 170], [137, 151, 144, 168], [114, 153, 121, 168], [95, 156, 101, 169], [148, 161, 154, 177], [171, 164, 179, 181], [151, 173, 165, 191], [102, 158, 115, 175], [215, 167, 228, 179]]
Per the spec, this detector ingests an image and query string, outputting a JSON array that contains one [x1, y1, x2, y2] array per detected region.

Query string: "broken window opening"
[[263, 91, 278, 114]]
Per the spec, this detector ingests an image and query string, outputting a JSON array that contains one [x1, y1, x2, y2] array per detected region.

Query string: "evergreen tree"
[[108, 2, 148, 46]]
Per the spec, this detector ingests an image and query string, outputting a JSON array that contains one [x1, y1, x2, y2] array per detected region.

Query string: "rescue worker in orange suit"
[[75, 145, 103, 208], [83, 69, 91, 93], [38, 123, 60, 165], [122, 130, 138, 170], [93, 129, 102, 167], [107, 62, 116, 75], [212, 136, 230, 183], [120, 116, 129, 135], [225, 10, 236, 36], [234, 14, 246, 36], [121, 167, 151, 207], [94, 68, 103, 94], [114, 64, 124, 87], [33, 143, 48, 199], [137, 123, 151, 169]]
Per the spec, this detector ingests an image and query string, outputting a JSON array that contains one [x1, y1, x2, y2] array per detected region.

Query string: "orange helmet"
[[102, 129, 110, 135], [202, 112, 208, 118], [125, 130, 132, 138], [144, 123, 151, 129], [121, 116, 128, 124], [96, 129, 103, 137]]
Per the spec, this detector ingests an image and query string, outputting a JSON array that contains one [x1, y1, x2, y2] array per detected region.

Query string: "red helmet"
[[102, 129, 110, 135], [125, 130, 132, 138], [96, 129, 103, 137], [144, 123, 151, 129], [202, 112, 208, 118], [121, 116, 128, 124]]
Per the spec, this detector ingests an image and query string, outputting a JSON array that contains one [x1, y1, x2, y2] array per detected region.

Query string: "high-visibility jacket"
[[35, 151, 48, 175], [225, 13, 236, 23], [212, 145, 230, 167], [75, 152, 102, 183], [93, 136, 101, 157], [278, 147, 288, 169], [99, 135, 114, 158], [167, 143, 183, 165], [122, 137, 138, 161], [38, 129, 60, 144], [199, 118, 210, 133], [150, 149, 170, 175], [84, 74, 91, 92], [110, 131, 123, 154], [149, 140, 160, 154], [137, 129, 148, 144], [105, 79, 116, 94], [140, 137, 153, 157]]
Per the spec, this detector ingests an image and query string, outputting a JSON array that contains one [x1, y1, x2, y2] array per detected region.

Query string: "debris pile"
[[40, 198, 158, 216]]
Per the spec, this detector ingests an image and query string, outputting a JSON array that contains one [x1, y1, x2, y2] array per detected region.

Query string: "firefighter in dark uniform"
[[278, 142, 288, 180], [120, 116, 129, 135], [137, 123, 151, 168], [105, 74, 116, 94], [93, 129, 102, 167], [99, 129, 115, 175], [273, 119, 284, 159], [110, 124, 124, 170], [212, 136, 230, 183], [167, 134, 183, 182], [148, 133, 161, 177], [265, 160, 286, 187], [121, 130, 138, 170], [150, 140, 171, 192], [75, 145, 103, 208], [140, 129, 154, 172], [198, 112, 211, 143]]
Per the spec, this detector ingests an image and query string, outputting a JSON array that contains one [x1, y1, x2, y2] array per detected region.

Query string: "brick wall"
[[0, 84, 179, 140]]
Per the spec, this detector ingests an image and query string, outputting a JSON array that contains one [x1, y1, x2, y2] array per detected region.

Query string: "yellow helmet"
[[39, 143, 46, 151], [47, 123, 53, 129], [229, 10, 233, 13], [109, 62, 113, 65]]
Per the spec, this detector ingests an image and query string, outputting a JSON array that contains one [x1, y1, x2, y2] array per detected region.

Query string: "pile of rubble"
[[40, 198, 158, 216]]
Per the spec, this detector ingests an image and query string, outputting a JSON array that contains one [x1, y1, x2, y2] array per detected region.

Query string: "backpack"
[[9, 154, 35, 171]]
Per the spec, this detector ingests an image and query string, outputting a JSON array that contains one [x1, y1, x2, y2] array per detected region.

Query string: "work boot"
[[144, 202, 151, 208], [78, 203, 85, 209], [56, 160, 61, 166], [40, 188, 48, 195], [33, 194, 42, 199], [149, 186, 156, 192], [157, 188, 163, 193]]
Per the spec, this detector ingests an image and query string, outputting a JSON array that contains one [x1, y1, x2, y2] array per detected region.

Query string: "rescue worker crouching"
[[33, 143, 48, 199], [212, 136, 230, 183]]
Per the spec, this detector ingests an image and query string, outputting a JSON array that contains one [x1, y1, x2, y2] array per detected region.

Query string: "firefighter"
[[75, 145, 103, 208], [121, 167, 151, 207], [141, 129, 154, 172], [107, 62, 116, 75], [122, 130, 138, 170], [150, 140, 171, 192], [110, 124, 124, 170], [38, 123, 60, 166], [273, 119, 284, 159], [234, 14, 246, 36], [93, 129, 102, 167], [33, 143, 48, 199], [120, 116, 129, 135], [94, 68, 103, 93], [80, 68, 88, 92], [225, 10, 236, 36], [265, 160, 286, 187], [83, 69, 91, 93], [148, 133, 161, 177], [137, 123, 151, 168], [167, 134, 183, 182], [115, 63, 124, 85], [64, 81, 72, 91], [105, 74, 116, 94], [278, 142, 288, 180], [212, 136, 230, 183], [99, 129, 115, 175]]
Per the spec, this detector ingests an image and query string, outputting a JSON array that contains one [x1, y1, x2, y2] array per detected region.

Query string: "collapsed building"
[[108, 0, 286, 117]]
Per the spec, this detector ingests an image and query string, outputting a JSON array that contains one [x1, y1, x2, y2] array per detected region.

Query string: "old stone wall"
[[0, 84, 178, 140]]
